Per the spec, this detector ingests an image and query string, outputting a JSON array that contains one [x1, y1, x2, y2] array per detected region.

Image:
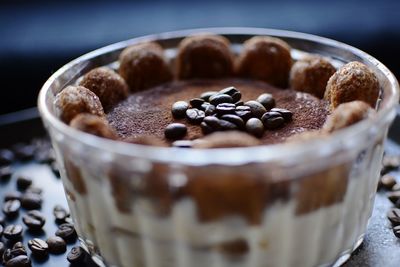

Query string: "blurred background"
[[0, 0, 399, 115]]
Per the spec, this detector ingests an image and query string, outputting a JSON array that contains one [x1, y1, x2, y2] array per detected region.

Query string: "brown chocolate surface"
[[107, 79, 329, 145]]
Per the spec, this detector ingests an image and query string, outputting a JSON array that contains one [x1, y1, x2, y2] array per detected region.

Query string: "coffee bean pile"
[[166, 86, 292, 140], [378, 154, 400, 239], [0, 140, 89, 267]]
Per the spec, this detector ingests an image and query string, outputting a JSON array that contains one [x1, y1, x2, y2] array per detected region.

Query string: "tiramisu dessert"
[[45, 33, 389, 267]]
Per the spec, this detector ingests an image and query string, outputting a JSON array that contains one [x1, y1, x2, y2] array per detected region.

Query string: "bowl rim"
[[38, 27, 400, 165]]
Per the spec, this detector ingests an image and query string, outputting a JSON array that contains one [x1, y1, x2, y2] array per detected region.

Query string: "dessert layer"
[[107, 79, 329, 144]]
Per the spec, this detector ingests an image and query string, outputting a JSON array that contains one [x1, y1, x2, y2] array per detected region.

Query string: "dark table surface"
[[0, 111, 400, 267]]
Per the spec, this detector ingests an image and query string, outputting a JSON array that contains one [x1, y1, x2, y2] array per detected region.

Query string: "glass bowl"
[[38, 28, 399, 267]]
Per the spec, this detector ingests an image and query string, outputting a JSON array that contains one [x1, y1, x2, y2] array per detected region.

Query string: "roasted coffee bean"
[[13, 242, 25, 251], [387, 208, 400, 225], [189, 98, 205, 108], [13, 144, 35, 161], [203, 116, 221, 130], [2, 242, 27, 263], [46, 236, 66, 254], [4, 191, 22, 202], [164, 123, 187, 140], [200, 91, 218, 101], [186, 108, 205, 124], [218, 120, 237, 130], [3, 200, 21, 218], [20, 193, 42, 210], [257, 93, 275, 109], [171, 101, 189, 119], [246, 118, 264, 137], [204, 104, 216, 116], [28, 238, 48, 258], [231, 92, 242, 103], [0, 149, 14, 166], [200, 122, 214, 135], [219, 86, 239, 96], [235, 101, 244, 106], [209, 94, 233, 105], [67, 246, 86, 264], [25, 187, 42, 195], [0, 166, 12, 179], [3, 225, 23, 240], [200, 102, 210, 111], [270, 108, 293, 121], [0, 242, 5, 259], [379, 174, 397, 190], [393, 225, 400, 238], [216, 103, 236, 116], [244, 101, 267, 118], [53, 205, 69, 223], [261, 112, 285, 129], [388, 191, 400, 204], [55, 223, 77, 243], [5, 255, 31, 267], [23, 210, 46, 231], [172, 140, 193, 148], [221, 114, 245, 129], [235, 106, 252, 121], [16, 176, 32, 191]]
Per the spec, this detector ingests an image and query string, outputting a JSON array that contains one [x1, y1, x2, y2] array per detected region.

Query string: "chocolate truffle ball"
[[79, 67, 129, 111], [324, 61, 380, 109], [289, 55, 336, 98], [119, 42, 173, 92], [323, 100, 375, 132], [176, 35, 234, 79], [54, 85, 105, 124], [236, 36, 292, 87], [69, 113, 117, 139]]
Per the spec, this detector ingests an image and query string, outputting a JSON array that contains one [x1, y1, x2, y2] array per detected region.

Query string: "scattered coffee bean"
[[186, 108, 205, 124], [219, 120, 238, 130], [221, 114, 245, 129], [23, 210, 46, 231], [13, 242, 25, 251], [0, 149, 15, 166], [189, 98, 205, 108], [200, 91, 217, 102], [55, 223, 77, 243], [4, 191, 22, 202], [28, 238, 48, 258], [20, 193, 42, 210], [387, 208, 400, 225], [46, 236, 66, 254], [246, 118, 264, 137], [171, 101, 189, 119], [257, 93, 275, 109], [0, 166, 12, 179], [164, 123, 187, 140], [172, 140, 193, 148], [3, 199, 21, 218], [209, 94, 233, 105], [200, 122, 214, 135], [379, 174, 397, 190], [387, 191, 400, 204], [231, 92, 242, 103], [203, 116, 221, 130], [53, 205, 69, 223], [3, 224, 23, 240], [235, 101, 244, 106], [270, 108, 293, 121], [5, 255, 31, 267], [16, 176, 32, 191], [244, 101, 267, 118], [235, 106, 252, 121], [67, 246, 86, 264], [393, 225, 400, 238], [216, 103, 236, 116], [204, 104, 216, 116], [261, 112, 285, 129], [219, 86, 239, 96]]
